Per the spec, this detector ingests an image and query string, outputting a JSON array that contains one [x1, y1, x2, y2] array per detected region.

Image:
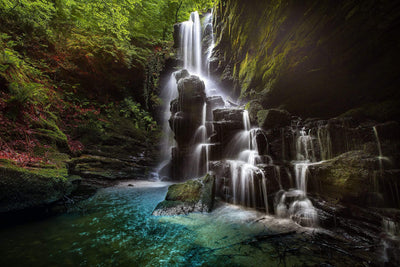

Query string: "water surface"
[[0, 181, 373, 266]]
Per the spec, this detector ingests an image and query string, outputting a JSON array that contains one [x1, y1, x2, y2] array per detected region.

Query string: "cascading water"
[[159, 10, 271, 213], [159, 11, 313, 222], [224, 111, 269, 212], [180, 11, 202, 75], [203, 12, 214, 77], [373, 126, 391, 177], [275, 127, 319, 227], [155, 73, 178, 179]]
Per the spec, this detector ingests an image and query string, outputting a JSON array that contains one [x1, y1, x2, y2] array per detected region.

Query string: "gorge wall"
[[210, 0, 400, 120]]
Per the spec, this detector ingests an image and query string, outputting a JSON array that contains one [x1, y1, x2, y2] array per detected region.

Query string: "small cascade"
[[191, 103, 211, 177], [317, 125, 332, 160], [203, 11, 214, 77], [381, 217, 400, 264], [372, 126, 391, 177], [223, 110, 269, 213], [275, 127, 319, 227], [383, 218, 399, 236]]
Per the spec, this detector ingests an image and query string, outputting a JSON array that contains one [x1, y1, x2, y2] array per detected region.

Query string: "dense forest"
[[0, 0, 213, 170]]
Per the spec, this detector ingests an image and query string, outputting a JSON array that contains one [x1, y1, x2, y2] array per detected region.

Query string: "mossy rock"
[[153, 174, 216, 216], [166, 179, 202, 203], [307, 150, 390, 207], [246, 100, 263, 125], [68, 155, 141, 180], [0, 164, 74, 213], [257, 108, 291, 130]]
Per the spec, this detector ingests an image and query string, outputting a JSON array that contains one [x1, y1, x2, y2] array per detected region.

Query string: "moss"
[[166, 179, 202, 203], [213, 0, 400, 119], [0, 164, 72, 212], [0, 159, 68, 178], [308, 150, 380, 205], [339, 100, 400, 122], [153, 174, 215, 215]]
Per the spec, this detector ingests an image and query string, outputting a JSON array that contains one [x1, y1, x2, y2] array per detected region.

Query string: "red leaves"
[[0, 139, 46, 167], [67, 137, 84, 153]]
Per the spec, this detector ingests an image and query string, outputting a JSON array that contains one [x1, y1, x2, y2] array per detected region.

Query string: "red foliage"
[[66, 135, 84, 153]]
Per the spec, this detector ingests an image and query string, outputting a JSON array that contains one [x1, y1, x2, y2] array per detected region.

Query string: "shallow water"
[[0, 181, 376, 266]]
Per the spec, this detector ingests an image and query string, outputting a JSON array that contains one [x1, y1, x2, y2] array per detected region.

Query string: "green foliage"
[[119, 98, 157, 132], [0, 0, 214, 167]]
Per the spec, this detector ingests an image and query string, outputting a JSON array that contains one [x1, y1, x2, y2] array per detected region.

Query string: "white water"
[[155, 73, 179, 179], [372, 126, 391, 177], [204, 12, 214, 77], [180, 11, 202, 75], [276, 127, 319, 227], [224, 111, 269, 213]]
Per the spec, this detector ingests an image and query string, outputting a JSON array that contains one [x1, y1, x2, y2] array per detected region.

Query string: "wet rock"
[[213, 108, 244, 122], [307, 150, 382, 206], [152, 174, 216, 216], [206, 96, 225, 111], [168, 75, 207, 179], [247, 100, 263, 125], [174, 69, 189, 83], [257, 109, 291, 130], [177, 75, 206, 108]]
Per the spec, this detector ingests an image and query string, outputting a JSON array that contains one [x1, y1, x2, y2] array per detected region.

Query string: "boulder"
[[152, 174, 216, 216], [257, 109, 291, 130], [0, 165, 76, 213]]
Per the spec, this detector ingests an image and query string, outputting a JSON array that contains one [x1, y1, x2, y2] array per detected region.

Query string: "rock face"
[[169, 74, 206, 179], [257, 109, 291, 130], [212, 0, 400, 120], [68, 155, 144, 180], [152, 174, 215, 216], [308, 151, 383, 206]]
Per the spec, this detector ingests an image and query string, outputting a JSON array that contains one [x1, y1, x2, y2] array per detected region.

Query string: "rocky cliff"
[[211, 0, 400, 120]]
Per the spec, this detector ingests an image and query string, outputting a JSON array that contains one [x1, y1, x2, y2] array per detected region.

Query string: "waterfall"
[[155, 73, 178, 179], [180, 11, 202, 75], [223, 110, 269, 213], [160, 11, 274, 216], [204, 12, 214, 77], [275, 127, 319, 227]]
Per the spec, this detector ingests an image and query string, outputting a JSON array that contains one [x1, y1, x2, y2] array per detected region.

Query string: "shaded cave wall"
[[211, 0, 400, 120]]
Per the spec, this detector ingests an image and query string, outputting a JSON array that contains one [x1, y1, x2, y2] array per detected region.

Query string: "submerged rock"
[[152, 174, 215, 216]]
